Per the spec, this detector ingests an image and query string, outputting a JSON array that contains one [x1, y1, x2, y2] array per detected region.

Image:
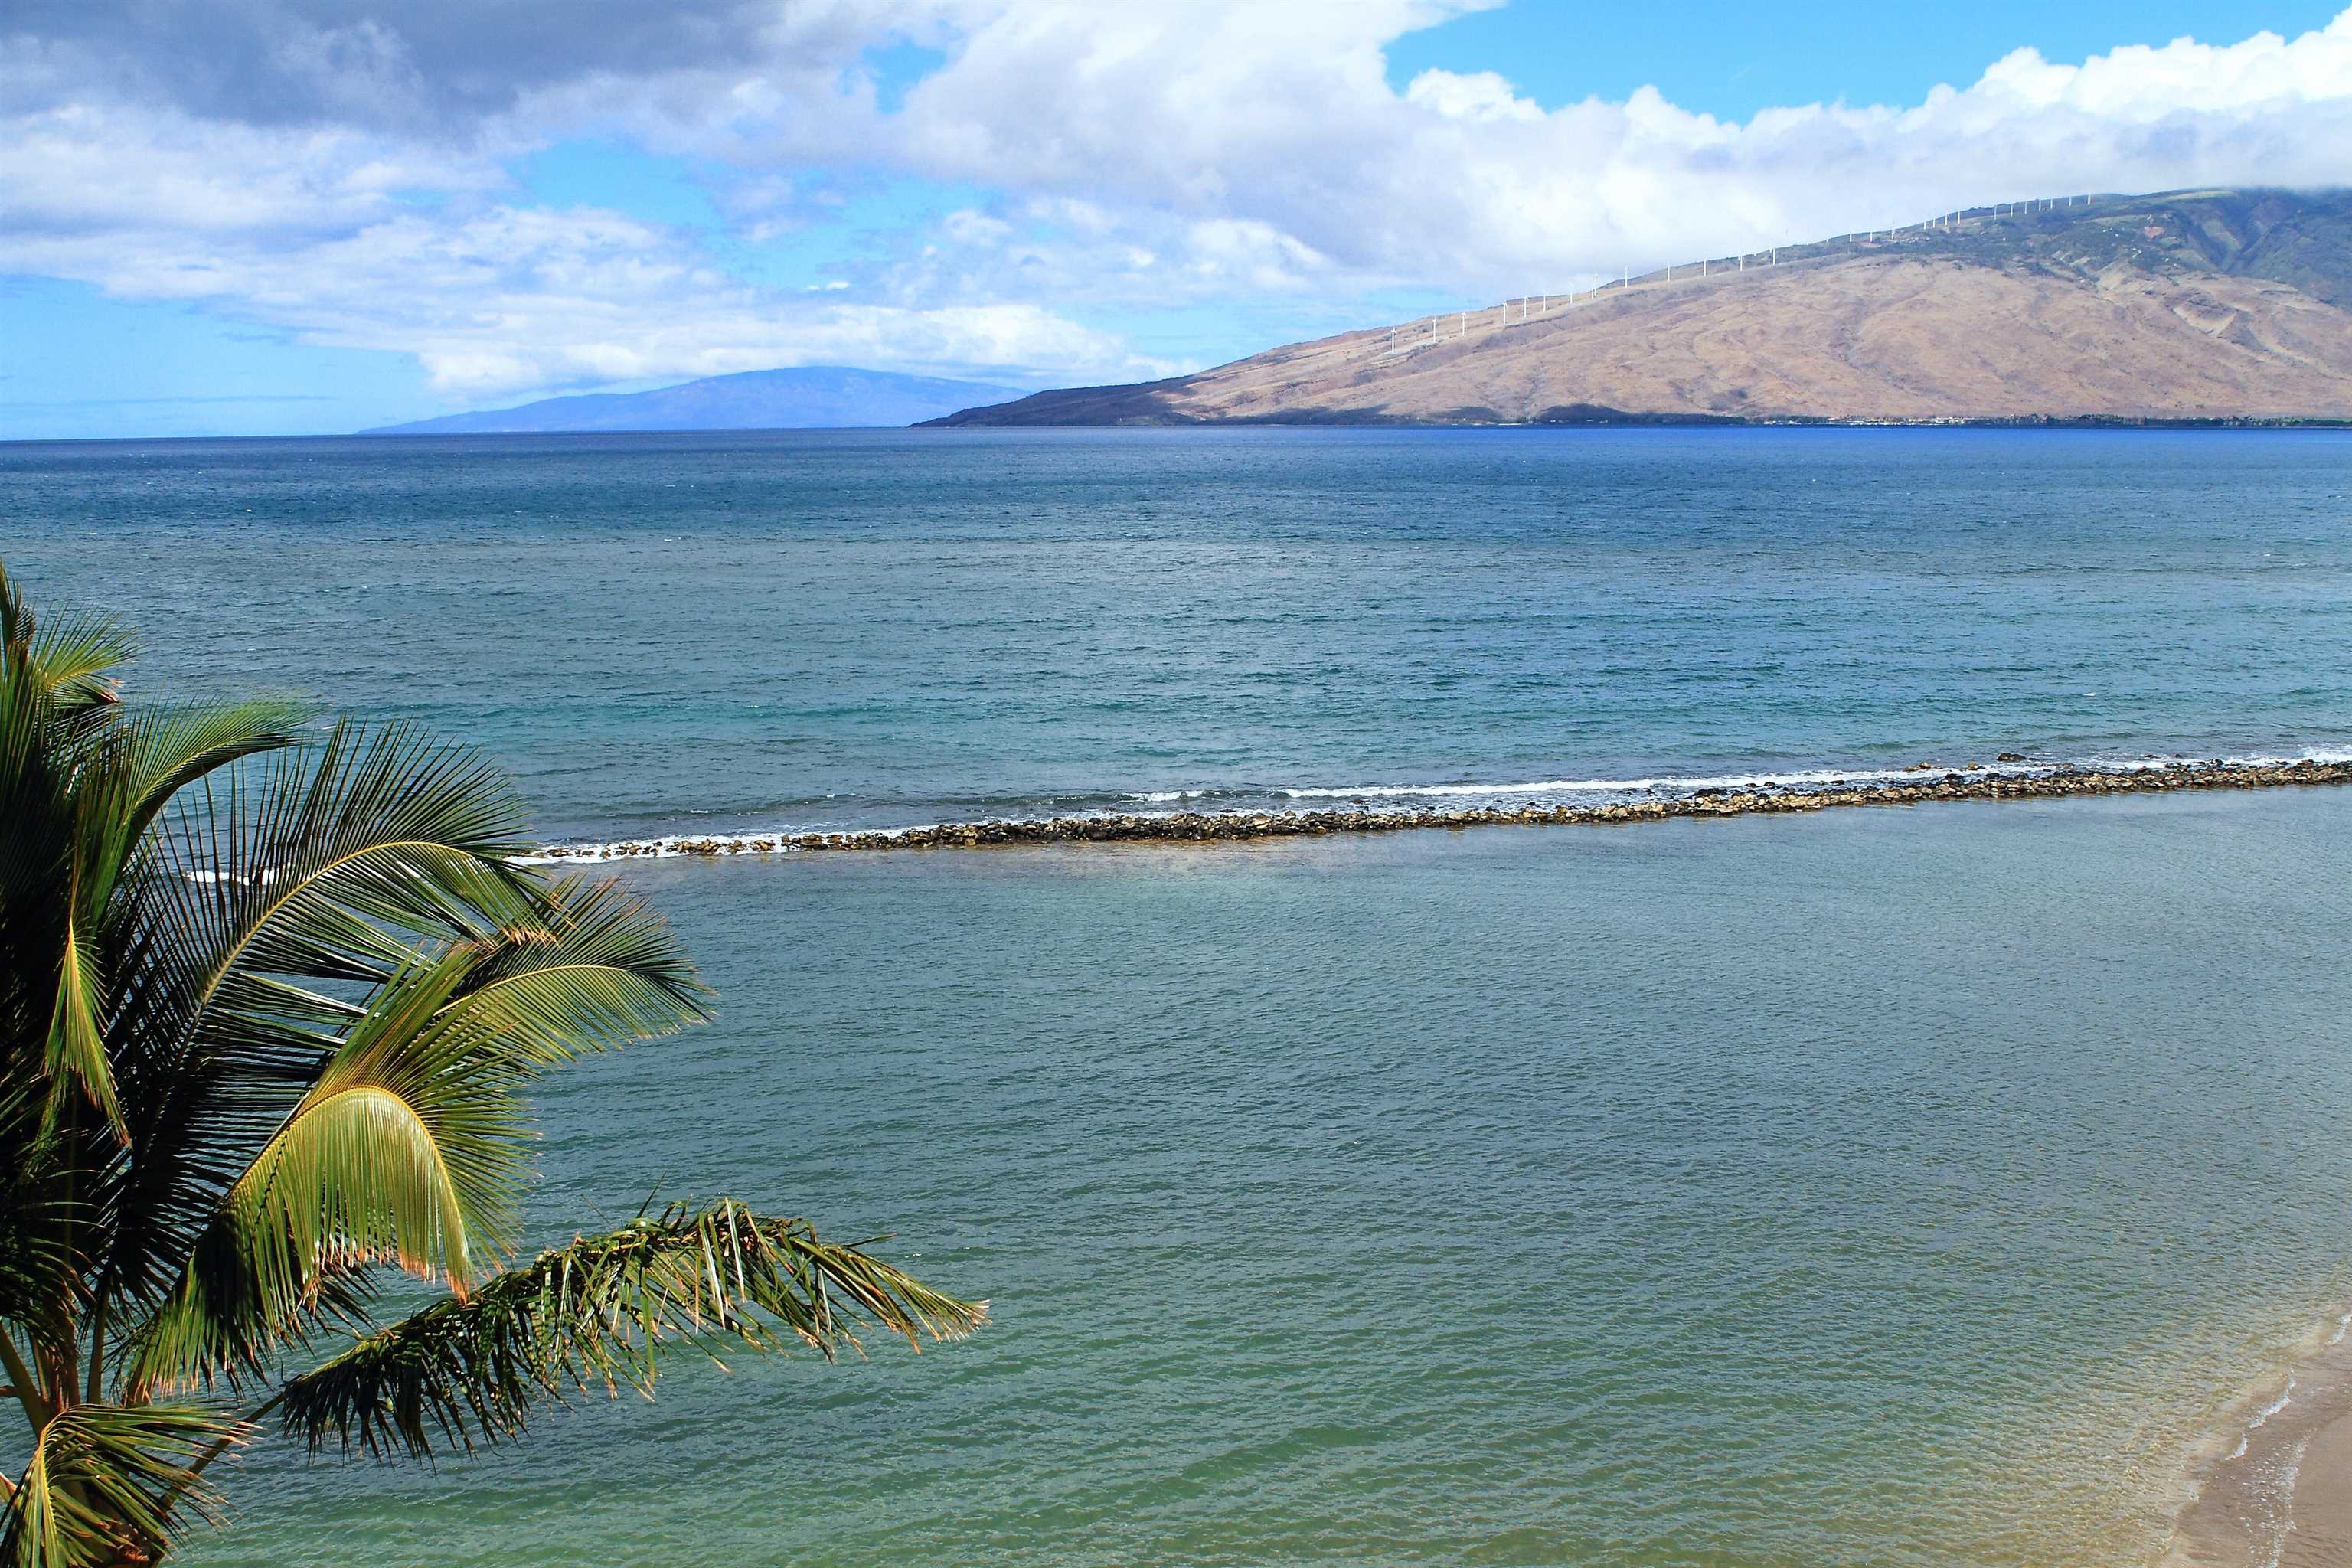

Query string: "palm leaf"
[[41, 910, 119, 1140], [0, 560, 982, 1549], [20, 606, 135, 726], [125, 946, 522, 1394], [405, 877, 708, 1069], [0, 1403, 246, 1568], [165, 719, 539, 964], [93, 723, 542, 1341], [37, 741, 147, 1140], [115, 697, 308, 846], [0, 560, 26, 648], [124, 888, 704, 1395], [279, 1200, 986, 1461]]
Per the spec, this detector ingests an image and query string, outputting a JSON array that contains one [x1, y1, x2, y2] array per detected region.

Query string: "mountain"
[[364, 366, 1031, 434], [923, 189, 2352, 427]]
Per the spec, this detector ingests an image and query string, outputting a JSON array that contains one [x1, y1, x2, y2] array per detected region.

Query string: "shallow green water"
[[184, 791, 2352, 1567]]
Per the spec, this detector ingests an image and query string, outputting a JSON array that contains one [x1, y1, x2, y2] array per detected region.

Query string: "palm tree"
[[0, 561, 984, 1566]]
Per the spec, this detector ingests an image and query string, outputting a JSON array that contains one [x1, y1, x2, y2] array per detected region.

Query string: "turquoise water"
[[5, 428, 2352, 1563], [198, 802, 2352, 1566], [8, 428, 2352, 839]]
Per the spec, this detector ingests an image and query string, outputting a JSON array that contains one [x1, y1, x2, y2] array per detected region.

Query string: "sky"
[[6, 1, 2352, 438]]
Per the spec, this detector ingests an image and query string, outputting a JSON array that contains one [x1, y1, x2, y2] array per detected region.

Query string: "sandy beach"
[[2166, 1315, 2352, 1566]]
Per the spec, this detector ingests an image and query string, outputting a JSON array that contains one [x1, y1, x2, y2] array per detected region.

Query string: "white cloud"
[[6, 1, 2352, 407], [0, 58, 1162, 397], [1404, 68, 1545, 124], [940, 207, 1014, 245], [0, 125, 1160, 397], [856, 4, 2352, 294]]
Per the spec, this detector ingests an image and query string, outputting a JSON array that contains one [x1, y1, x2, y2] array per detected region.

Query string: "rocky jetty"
[[536, 756, 2352, 862]]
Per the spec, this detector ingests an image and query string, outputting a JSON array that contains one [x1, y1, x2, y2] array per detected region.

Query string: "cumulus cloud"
[[7, 169, 1153, 395], [0, 21, 1159, 395], [5, 0, 2352, 403], [2, 0, 897, 130], [867, 3, 2352, 294]]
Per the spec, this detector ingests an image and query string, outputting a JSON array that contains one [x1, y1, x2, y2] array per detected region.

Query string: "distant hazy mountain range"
[[925, 188, 2352, 427], [364, 366, 1030, 434]]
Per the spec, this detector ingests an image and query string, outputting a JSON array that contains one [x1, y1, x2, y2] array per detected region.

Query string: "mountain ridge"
[[364, 365, 1031, 435], [922, 189, 2352, 428]]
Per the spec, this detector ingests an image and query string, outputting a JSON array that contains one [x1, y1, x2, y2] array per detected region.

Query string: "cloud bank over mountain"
[[7, 1, 2352, 401]]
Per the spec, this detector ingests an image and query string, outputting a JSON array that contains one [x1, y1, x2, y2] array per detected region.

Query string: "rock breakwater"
[[535, 756, 2352, 862]]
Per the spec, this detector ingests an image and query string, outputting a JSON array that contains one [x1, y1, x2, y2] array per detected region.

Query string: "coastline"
[[920, 410, 2352, 430], [2163, 1306, 2352, 1568], [535, 754, 2352, 861]]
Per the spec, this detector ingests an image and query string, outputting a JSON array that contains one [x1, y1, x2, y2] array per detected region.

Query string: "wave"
[[2227, 1377, 2299, 1461], [1279, 747, 2352, 803], [1283, 766, 1981, 799], [524, 744, 2352, 861], [2169, 1291, 2352, 1568]]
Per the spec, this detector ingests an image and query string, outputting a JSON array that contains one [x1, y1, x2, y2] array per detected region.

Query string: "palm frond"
[[0, 562, 981, 1547], [109, 1230, 379, 1405], [0, 1221, 95, 1393], [116, 697, 308, 845], [0, 1403, 246, 1568], [237, 1076, 490, 1289], [36, 740, 148, 1140], [0, 575, 76, 1118], [21, 606, 136, 725], [125, 946, 522, 1393], [94, 723, 543, 1334], [167, 719, 539, 961], [418, 877, 709, 1067], [41, 910, 120, 1140], [0, 560, 135, 750], [123, 893, 705, 1395], [279, 1200, 986, 1461], [0, 560, 27, 649], [0, 563, 130, 757]]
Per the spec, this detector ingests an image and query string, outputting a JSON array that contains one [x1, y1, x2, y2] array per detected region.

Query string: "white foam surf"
[[1280, 764, 1978, 800], [2228, 1377, 2301, 1462], [1278, 747, 2352, 803], [527, 745, 2352, 861]]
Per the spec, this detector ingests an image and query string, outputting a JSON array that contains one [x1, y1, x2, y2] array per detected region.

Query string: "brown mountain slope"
[[929, 188, 2352, 426]]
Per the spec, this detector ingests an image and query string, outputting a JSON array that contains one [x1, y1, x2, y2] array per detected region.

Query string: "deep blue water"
[[8, 426, 2350, 841], [5, 428, 2352, 1566]]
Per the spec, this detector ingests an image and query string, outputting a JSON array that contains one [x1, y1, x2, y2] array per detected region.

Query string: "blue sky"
[[5, 1, 2350, 439], [1383, 2, 2343, 119]]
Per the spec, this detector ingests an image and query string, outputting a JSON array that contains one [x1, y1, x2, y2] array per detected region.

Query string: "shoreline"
[[922, 411, 2352, 430], [534, 755, 2352, 862], [2162, 1305, 2352, 1568]]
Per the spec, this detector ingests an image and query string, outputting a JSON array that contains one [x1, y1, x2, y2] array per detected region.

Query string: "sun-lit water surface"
[[7, 426, 2352, 840], [6, 427, 2351, 1564], [181, 796, 2352, 1567]]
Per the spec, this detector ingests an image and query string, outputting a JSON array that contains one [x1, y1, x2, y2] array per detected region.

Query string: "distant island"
[[922, 188, 2352, 427], [364, 365, 1031, 435]]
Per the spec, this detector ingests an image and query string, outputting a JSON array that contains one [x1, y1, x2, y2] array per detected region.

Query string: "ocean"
[[6, 426, 2352, 1564]]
